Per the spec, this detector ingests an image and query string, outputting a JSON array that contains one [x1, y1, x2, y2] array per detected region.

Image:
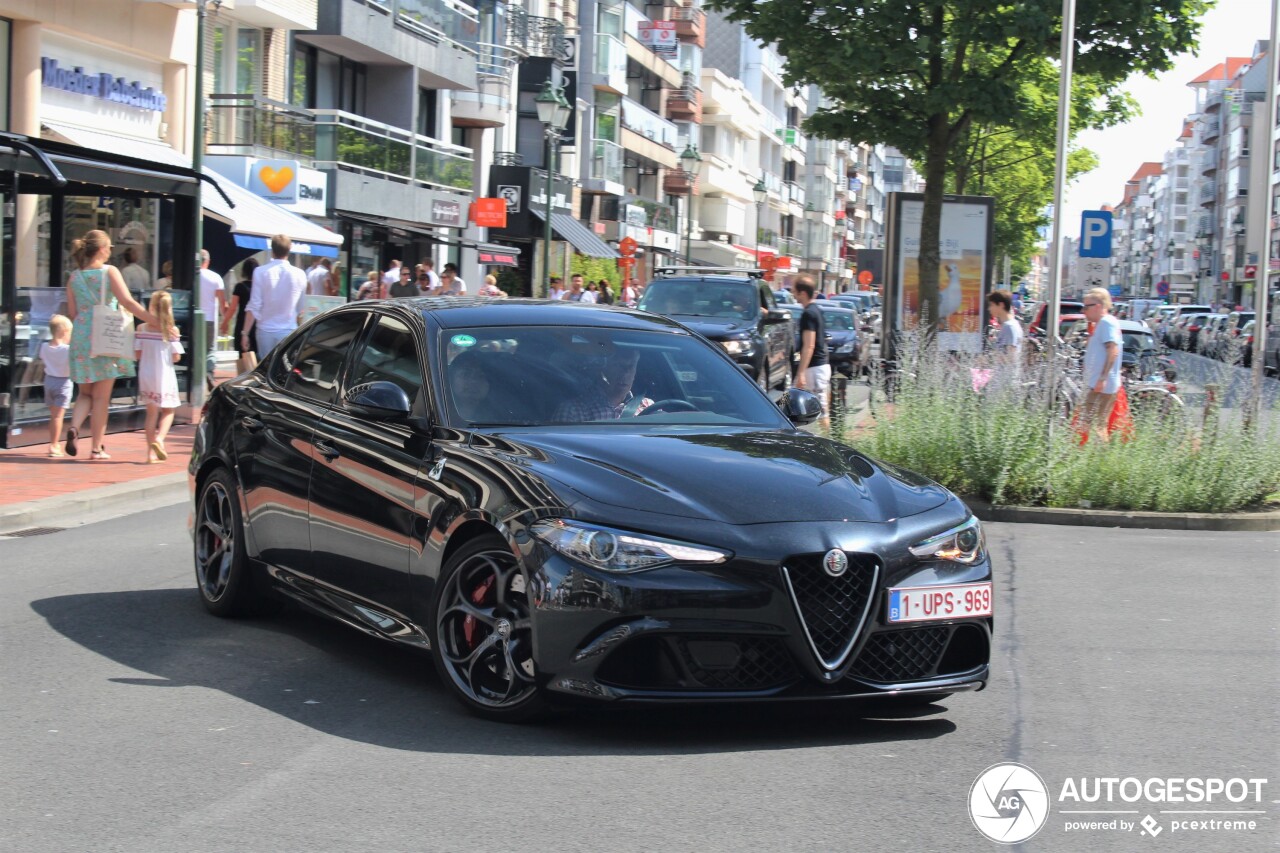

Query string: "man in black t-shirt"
[[793, 276, 830, 428]]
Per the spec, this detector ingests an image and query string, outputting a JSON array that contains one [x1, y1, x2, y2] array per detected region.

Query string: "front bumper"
[[521, 524, 992, 703]]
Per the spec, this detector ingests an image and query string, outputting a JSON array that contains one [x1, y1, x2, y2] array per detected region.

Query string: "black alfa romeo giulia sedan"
[[190, 298, 992, 721]]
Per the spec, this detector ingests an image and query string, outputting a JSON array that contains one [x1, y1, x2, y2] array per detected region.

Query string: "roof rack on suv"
[[653, 266, 764, 279]]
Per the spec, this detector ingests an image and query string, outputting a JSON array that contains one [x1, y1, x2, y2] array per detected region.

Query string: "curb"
[[0, 473, 188, 535], [965, 497, 1280, 532]]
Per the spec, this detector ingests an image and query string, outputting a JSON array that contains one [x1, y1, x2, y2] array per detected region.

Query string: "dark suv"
[[639, 271, 794, 390]]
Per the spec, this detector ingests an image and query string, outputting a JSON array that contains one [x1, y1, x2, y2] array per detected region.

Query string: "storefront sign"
[[41, 57, 167, 112], [249, 160, 300, 204], [430, 199, 463, 227], [472, 198, 508, 228]]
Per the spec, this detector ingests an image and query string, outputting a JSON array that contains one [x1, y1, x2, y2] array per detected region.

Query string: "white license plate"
[[887, 582, 993, 624]]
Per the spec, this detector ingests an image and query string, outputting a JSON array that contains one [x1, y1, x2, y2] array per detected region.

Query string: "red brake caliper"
[[462, 575, 495, 649]]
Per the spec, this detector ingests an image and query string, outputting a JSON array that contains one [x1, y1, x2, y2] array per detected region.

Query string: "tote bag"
[[89, 268, 136, 360]]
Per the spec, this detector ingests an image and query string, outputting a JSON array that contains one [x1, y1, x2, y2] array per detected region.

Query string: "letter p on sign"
[[1079, 211, 1112, 258]]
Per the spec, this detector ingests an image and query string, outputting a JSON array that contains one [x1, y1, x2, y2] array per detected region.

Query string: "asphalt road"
[[2, 504, 1276, 852]]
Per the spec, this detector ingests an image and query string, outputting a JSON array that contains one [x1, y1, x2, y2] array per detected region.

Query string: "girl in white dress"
[[135, 290, 185, 463]]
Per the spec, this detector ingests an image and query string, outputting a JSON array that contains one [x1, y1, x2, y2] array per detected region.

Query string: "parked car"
[[190, 297, 993, 720], [1235, 319, 1256, 368], [1221, 310, 1256, 362], [771, 287, 796, 305], [1197, 314, 1229, 357], [816, 303, 864, 377], [638, 270, 793, 391], [1150, 306, 1179, 340], [1173, 312, 1212, 352], [1028, 301, 1084, 337]]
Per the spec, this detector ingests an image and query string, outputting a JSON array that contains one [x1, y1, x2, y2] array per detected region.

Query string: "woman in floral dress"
[[65, 230, 158, 459]]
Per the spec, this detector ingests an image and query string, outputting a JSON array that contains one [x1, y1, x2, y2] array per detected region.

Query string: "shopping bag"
[[236, 351, 258, 374], [89, 269, 135, 359]]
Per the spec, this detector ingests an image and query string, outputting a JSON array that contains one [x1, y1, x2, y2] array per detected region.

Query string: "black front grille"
[[596, 634, 798, 692], [849, 627, 951, 683], [782, 553, 878, 667], [675, 635, 797, 690]]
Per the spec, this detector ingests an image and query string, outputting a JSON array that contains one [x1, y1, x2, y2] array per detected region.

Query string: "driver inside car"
[[552, 347, 655, 421]]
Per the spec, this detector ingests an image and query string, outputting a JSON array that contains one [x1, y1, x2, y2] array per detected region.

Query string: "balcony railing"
[[778, 236, 803, 257], [760, 46, 784, 81], [312, 109, 474, 192], [207, 95, 317, 162], [396, 0, 480, 54], [776, 125, 806, 149], [671, 4, 706, 43], [783, 180, 806, 208], [621, 96, 678, 149], [634, 197, 677, 232], [1198, 179, 1216, 201], [591, 138, 624, 184], [1200, 120, 1221, 142], [506, 9, 571, 62], [762, 171, 783, 195], [594, 33, 628, 88]]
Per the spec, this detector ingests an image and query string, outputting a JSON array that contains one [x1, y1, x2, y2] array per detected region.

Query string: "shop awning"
[[530, 209, 620, 259], [202, 170, 342, 257], [45, 123, 343, 257]]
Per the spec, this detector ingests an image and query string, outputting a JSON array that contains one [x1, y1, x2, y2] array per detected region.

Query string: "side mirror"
[[779, 388, 823, 425], [764, 309, 790, 324], [344, 380, 412, 419]]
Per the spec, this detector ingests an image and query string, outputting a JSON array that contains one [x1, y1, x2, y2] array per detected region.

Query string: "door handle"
[[315, 440, 340, 462], [240, 416, 265, 432]]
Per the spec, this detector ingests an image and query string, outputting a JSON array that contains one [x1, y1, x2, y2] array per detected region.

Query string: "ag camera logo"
[[969, 762, 1050, 843]]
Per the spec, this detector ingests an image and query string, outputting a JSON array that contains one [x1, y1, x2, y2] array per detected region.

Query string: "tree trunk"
[[917, 111, 951, 336]]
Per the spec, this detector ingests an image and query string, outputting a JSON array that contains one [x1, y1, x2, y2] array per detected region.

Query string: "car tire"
[[431, 534, 545, 723], [194, 468, 275, 617]]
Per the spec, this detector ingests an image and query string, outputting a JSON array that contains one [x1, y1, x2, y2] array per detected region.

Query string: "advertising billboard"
[[885, 193, 994, 354]]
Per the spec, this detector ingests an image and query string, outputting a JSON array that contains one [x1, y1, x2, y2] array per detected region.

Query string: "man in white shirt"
[[382, 260, 402, 289], [198, 249, 227, 389], [306, 259, 332, 296], [119, 247, 150, 292], [419, 258, 441, 294], [243, 234, 308, 359]]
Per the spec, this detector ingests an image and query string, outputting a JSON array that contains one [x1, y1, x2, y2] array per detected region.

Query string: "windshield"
[[639, 279, 759, 320], [440, 325, 790, 428], [1122, 330, 1154, 352], [821, 310, 858, 331]]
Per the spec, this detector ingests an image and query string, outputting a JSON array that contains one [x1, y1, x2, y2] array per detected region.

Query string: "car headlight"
[[720, 339, 753, 355], [908, 516, 985, 564], [530, 519, 731, 573], [835, 342, 855, 354]]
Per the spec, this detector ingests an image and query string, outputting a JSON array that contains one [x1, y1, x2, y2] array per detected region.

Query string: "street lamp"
[[680, 143, 702, 263], [752, 177, 767, 262], [535, 80, 571, 298]]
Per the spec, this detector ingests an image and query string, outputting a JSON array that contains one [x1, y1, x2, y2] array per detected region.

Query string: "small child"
[[135, 291, 185, 464], [39, 315, 73, 457]]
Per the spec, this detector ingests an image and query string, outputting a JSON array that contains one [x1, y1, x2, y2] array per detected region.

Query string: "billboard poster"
[[889, 193, 993, 353]]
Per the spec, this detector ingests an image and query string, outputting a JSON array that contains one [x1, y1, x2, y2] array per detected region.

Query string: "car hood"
[[669, 315, 756, 339], [486, 429, 951, 524]]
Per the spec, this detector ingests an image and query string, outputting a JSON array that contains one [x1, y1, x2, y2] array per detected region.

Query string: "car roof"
[[1118, 319, 1153, 333], [391, 296, 687, 331], [815, 303, 859, 313], [648, 275, 756, 285]]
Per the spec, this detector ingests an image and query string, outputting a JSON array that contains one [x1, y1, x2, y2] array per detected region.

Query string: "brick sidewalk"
[[0, 421, 196, 507], [0, 364, 242, 508]]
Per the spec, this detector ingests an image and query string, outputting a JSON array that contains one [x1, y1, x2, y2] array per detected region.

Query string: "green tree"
[[705, 0, 1209, 332]]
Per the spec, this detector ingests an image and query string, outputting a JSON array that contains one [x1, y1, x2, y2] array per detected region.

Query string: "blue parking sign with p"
[[1079, 211, 1112, 258]]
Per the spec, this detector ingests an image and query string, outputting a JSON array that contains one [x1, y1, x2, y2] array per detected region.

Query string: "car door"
[[233, 311, 368, 571], [307, 310, 430, 618], [758, 283, 790, 377]]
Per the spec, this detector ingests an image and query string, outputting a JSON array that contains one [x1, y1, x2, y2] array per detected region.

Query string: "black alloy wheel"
[[433, 535, 543, 721], [195, 469, 271, 617]]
